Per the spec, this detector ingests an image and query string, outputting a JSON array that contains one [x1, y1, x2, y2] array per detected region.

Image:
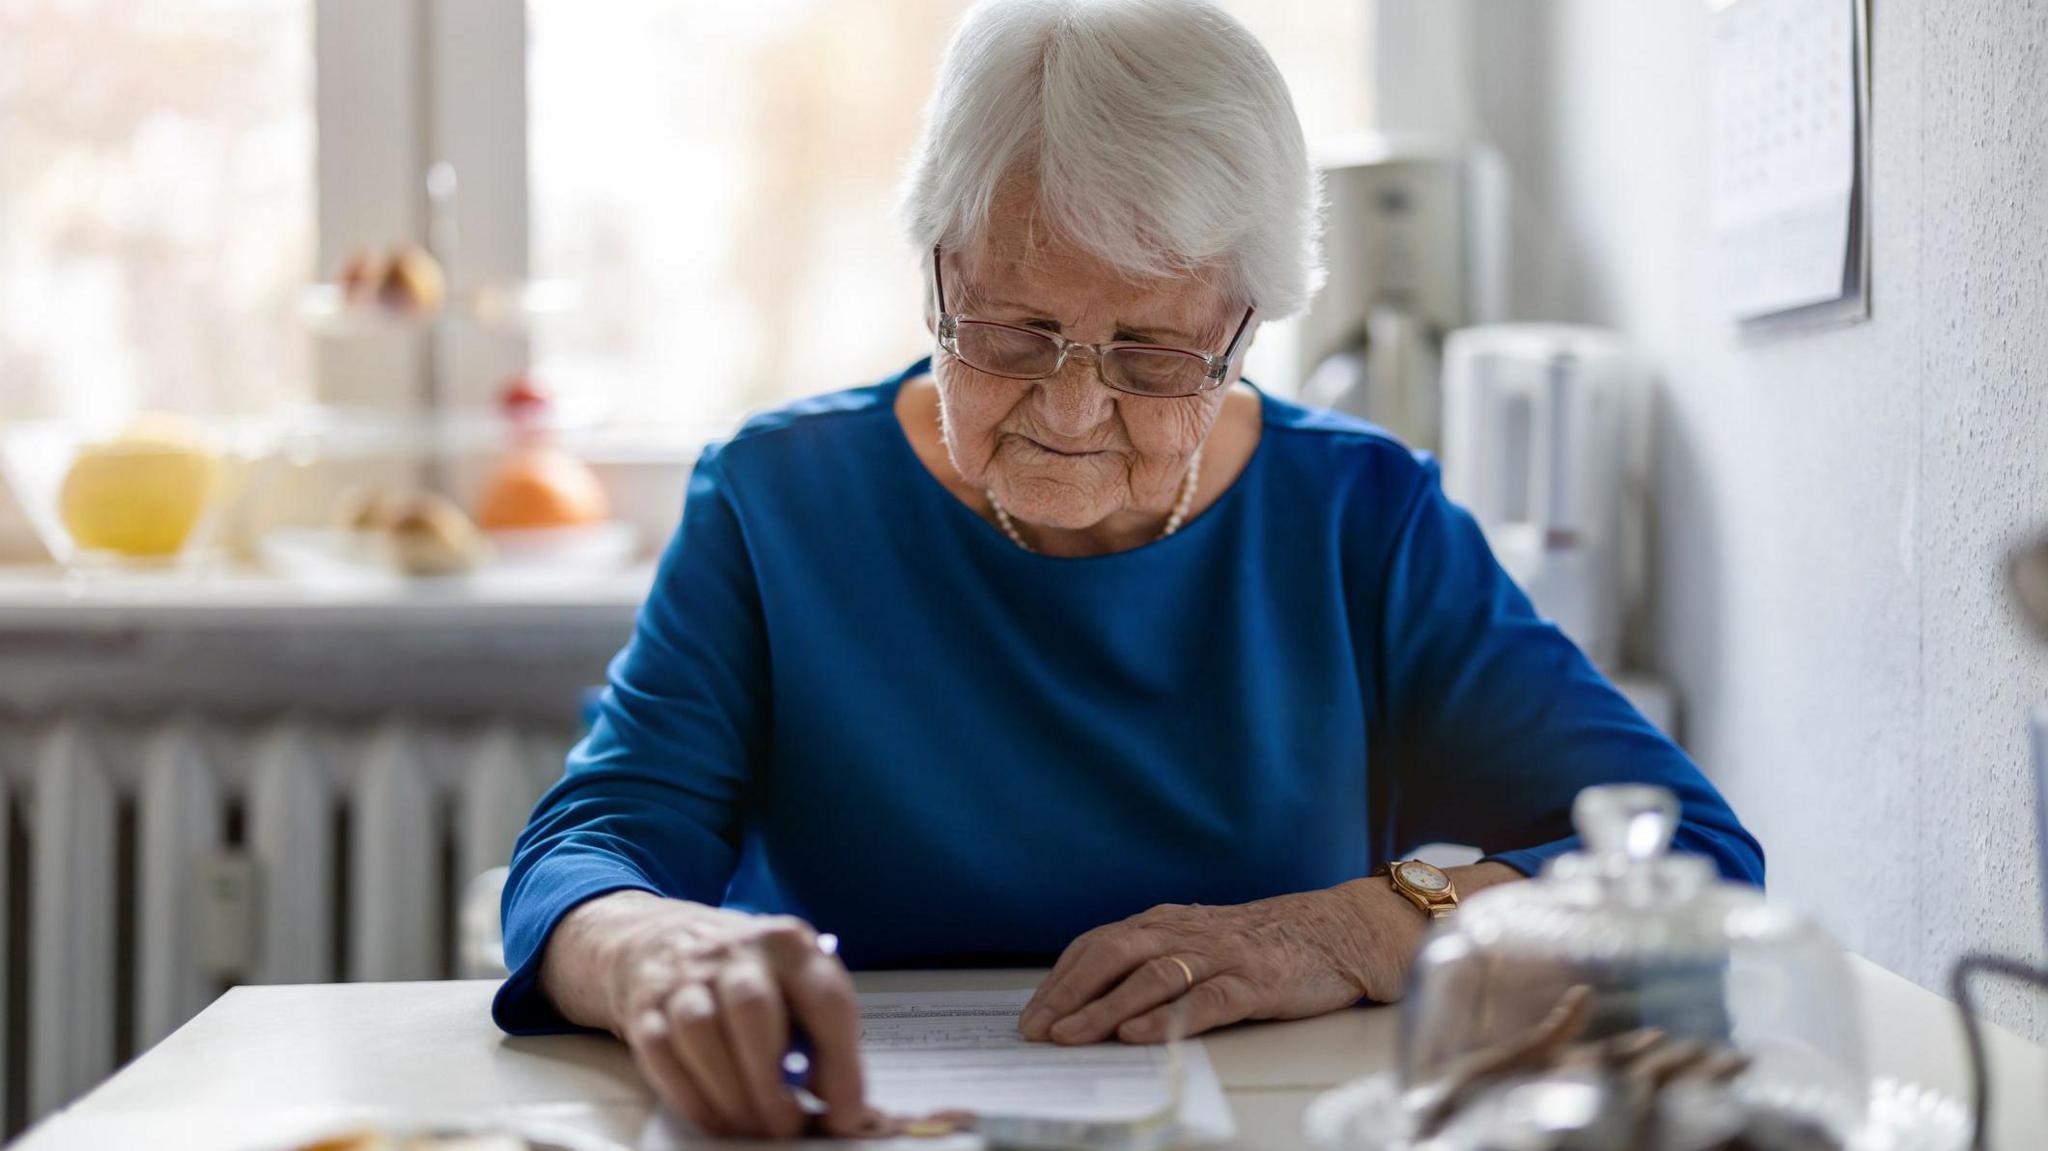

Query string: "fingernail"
[[1019, 1007, 1049, 1038], [1050, 1015, 1085, 1043]]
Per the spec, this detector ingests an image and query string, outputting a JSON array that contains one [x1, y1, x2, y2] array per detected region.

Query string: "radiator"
[[0, 709, 572, 1132]]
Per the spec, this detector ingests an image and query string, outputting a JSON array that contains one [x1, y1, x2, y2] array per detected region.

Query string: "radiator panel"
[[0, 709, 568, 1132], [249, 721, 337, 986], [137, 718, 221, 1053], [349, 720, 442, 983], [28, 720, 118, 1119]]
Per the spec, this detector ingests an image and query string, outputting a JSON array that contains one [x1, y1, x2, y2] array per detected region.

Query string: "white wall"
[[1391, 0, 2048, 1039]]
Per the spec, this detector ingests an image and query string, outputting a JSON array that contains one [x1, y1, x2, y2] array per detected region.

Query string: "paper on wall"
[[1710, 0, 1860, 320]]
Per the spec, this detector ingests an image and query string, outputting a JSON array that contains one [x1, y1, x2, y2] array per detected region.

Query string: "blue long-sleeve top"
[[494, 359, 1762, 1033]]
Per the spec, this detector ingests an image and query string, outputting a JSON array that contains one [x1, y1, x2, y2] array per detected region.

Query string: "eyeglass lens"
[[952, 321, 1208, 397]]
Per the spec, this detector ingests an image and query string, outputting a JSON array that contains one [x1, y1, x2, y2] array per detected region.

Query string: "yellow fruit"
[[58, 420, 221, 558]]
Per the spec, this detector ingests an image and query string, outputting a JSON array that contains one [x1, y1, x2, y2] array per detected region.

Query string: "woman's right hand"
[[539, 890, 874, 1139]]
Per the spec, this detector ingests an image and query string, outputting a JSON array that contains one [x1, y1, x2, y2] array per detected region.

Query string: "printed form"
[[641, 988, 1236, 1148]]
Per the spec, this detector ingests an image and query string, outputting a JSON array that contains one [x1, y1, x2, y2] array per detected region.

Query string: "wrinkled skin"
[[908, 177, 1261, 558], [1015, 870, 1517, 1046], [541, 892, 878, 1140]]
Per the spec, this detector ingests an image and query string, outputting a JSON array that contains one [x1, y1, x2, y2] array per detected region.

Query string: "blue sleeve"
[[1367, 457, 1764, 886], [493, 447, 767, 1034]]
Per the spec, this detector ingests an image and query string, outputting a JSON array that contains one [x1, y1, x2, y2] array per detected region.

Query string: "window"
[[0, 0, 315, 423], [524, 1, 951, 436], [0, 2, 1370, 433], [525, 1, 1374, 436]]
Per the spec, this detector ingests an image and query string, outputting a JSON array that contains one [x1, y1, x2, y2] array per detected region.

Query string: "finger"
[[1116, 975, 1257, 1044], [780, 944, 870, 1134], [1049, 955, 1197, 1046], [627, 1009, 729, 1138], [1020, 932, 1096, 1024], [1021, 926, 1161, 1040], [716, 956, 805, 1139], [1020, 920, 1133, 1030], [665, 981, 762, 1134]]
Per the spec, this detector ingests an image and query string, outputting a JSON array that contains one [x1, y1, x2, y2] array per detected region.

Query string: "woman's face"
[[933, 210, 1246, 533]]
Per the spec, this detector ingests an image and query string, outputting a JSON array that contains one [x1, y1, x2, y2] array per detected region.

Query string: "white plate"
[[260, 522, 638, 589], [259, 527, 415, 590], [485, 521, 638, 570]]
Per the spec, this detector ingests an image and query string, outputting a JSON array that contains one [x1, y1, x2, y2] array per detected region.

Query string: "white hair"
[[900, 0, 1324, 319]]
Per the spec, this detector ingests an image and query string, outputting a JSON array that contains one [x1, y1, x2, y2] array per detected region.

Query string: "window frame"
[[313, 0, 532, 414]]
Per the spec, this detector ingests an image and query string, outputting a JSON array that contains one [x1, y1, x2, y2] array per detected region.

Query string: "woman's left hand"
[[1018, 868, 1515, 1045]]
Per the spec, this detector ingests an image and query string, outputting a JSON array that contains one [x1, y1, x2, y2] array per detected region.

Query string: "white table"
[[11, 959, 2047, 1150]]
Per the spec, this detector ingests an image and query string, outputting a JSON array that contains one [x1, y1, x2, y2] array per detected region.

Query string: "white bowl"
[[0, 417, 273, 571]]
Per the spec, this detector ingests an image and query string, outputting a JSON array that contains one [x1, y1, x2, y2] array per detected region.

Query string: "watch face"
[[1398, 861, 1450, 893]]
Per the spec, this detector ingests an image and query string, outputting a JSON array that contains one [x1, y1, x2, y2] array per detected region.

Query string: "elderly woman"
[[494, 0, 1762, 1139]]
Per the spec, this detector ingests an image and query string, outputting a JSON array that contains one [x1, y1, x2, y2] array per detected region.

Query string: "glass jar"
[[1395, 785, 1875, 1149]]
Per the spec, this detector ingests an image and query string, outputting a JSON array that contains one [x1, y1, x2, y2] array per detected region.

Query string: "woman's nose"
[[1036, 350, 1115, 433]]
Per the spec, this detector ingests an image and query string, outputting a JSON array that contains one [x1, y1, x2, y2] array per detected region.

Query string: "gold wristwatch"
[[1384, 859, 1459, 920]]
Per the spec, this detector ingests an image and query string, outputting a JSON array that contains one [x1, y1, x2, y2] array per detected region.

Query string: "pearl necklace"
[[987, 445, 1204, 554]]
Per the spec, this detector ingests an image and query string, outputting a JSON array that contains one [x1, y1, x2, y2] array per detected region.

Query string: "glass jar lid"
[[1397, 785, 1870, 1148], [1450, 786, 1804, 965]]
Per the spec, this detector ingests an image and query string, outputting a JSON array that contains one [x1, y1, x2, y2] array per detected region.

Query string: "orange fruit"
[[477, 447, 608, 530]]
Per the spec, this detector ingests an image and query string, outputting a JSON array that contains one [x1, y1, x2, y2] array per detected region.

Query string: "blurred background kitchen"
[[0, 0, 2043, 1137]]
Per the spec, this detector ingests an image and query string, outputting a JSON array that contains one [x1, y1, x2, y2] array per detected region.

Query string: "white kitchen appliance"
[[1275, 135, 1507, 452], [1440, 324, 1643, 672]]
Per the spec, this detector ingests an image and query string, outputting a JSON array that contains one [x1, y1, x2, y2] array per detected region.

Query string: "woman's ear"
[[1223, 320, 1260, 387]]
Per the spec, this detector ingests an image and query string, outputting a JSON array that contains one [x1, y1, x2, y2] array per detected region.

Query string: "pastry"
[[335, 484, 404, 533], [338, 249, 384, 304], [376, 244, 446, 315], [385, 491, 486, 576]]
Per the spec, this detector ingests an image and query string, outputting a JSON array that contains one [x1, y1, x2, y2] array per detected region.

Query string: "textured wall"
[[1454, 0, 2048, 1039]]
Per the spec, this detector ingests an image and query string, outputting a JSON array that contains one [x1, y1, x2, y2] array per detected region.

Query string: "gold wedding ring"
[[1165, 955, 1195, 993]]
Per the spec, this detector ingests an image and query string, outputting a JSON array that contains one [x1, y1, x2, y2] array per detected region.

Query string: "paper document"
[[640, 988, 1235, 1148]]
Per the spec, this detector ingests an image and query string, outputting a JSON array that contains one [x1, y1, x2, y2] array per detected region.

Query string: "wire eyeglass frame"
[[929, 244, 1255, 399]]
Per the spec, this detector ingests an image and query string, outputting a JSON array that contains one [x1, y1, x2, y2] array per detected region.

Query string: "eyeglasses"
[[930, 244, 1255, 399]]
